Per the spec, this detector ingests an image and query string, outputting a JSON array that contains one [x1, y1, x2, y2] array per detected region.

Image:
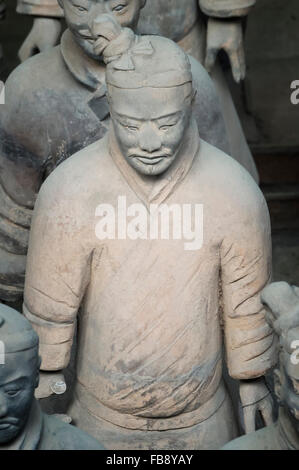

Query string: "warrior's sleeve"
[[220, 175, 277, 380], [23, 172, 92, 371], [0, 67, 46, 303], [16, 0, 63, 17], [199, 0, 256, 18]]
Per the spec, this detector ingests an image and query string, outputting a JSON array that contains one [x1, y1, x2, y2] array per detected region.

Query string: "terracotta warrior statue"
[[0, 0, 230, 304], [16, 0, 259, 182], [0, 303, 104, 450], [223, 282, 299, 450], [24, 22, 276, 450]]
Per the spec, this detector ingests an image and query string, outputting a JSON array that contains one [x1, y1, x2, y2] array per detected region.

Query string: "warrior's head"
[[0, 304, 40, 444], [58, 0, 146, 60], [262, 282, 299, 438], [100, 18, 195, 176]]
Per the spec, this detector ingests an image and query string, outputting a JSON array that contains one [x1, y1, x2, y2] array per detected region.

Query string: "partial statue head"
[[261, 282, 299, 436], [58, 0, 146, 60], [94, 16, 195, 176], [0, 304, 40, 444]]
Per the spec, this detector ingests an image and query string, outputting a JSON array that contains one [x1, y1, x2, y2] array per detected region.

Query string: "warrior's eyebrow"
[[113, 111, 181, 123], [155, 112, 182, 123], [70, 0, 90, 7]]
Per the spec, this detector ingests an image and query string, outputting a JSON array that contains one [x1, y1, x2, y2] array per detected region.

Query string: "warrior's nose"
[[90, 13, 120, 39], [139, 124, 162, 153]]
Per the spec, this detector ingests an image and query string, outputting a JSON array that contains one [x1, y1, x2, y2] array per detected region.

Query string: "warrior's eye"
[[113, 5, 125, 12], [73, 4, 88, 12], [160, 124, 175, 131], [6, 390, 20, 397]]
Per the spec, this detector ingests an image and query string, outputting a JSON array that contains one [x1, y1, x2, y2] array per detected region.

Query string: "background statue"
[[16, 0, 259, 182], [16, 0, 62, 62], [0, 0, 228, 304], [23, 20, 276, 450], [223, 282, 299, 450], [0, 303, 105, 449]]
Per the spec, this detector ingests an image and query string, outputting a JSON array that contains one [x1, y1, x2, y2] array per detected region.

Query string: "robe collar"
[[108, 116, 200, 209], [277, 407, 299, 450], [1, 399, 43, 450], [60, 29, 106, 94]]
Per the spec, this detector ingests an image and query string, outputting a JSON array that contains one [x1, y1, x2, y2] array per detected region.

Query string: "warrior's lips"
[[132, 155, 171, 165], [0, 418, 19, 429], [0, 422, 17, 430], [77, 32, 95, 44]]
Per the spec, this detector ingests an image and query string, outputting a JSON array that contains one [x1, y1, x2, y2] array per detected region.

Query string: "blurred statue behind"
[[223, 282, 299, 450], [0, 303, 104, 450]]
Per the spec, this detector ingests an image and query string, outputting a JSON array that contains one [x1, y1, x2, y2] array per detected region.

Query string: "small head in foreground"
[[0, 304, 40, 444], [100, 18, 195, 176], [58, 0, 146, 60], [261, 282, 299, 436]]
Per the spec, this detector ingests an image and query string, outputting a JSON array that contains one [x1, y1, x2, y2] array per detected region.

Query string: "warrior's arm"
[[17, 0, 62, 62], [199, 0, 256, 82], [0, 68, 45, 302], [16, 0, 63, 17], [220, 175, 277, 432], [199, 0, 256, 18], [23, 172, 91, 376]]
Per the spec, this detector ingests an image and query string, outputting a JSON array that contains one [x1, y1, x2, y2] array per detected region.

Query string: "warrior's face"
[[59, 0, 146, 60], [0, 348, 39, 444], [109, 83, 193, 176]]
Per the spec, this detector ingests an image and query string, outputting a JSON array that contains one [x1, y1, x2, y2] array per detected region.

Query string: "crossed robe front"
[[24, 119, 276, 450]]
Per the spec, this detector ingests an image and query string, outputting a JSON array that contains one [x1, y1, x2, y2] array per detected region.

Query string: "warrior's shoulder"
[[39, 136, 111, 202], [196, 140, 266, 211], [5, 45, 67, 94], [39, 414, 105, 450], [222, 423, 280, 450]]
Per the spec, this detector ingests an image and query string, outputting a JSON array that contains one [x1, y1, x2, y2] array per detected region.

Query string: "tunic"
[[0, 29, 227, 302], [23, 117, 276, 449]]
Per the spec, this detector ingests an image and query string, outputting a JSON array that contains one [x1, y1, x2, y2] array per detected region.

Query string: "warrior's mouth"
[[77, 30, 95, 43], [131, 154, 172, 165], [0, 422, 17, 430], [134, 156, 165, 165]]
